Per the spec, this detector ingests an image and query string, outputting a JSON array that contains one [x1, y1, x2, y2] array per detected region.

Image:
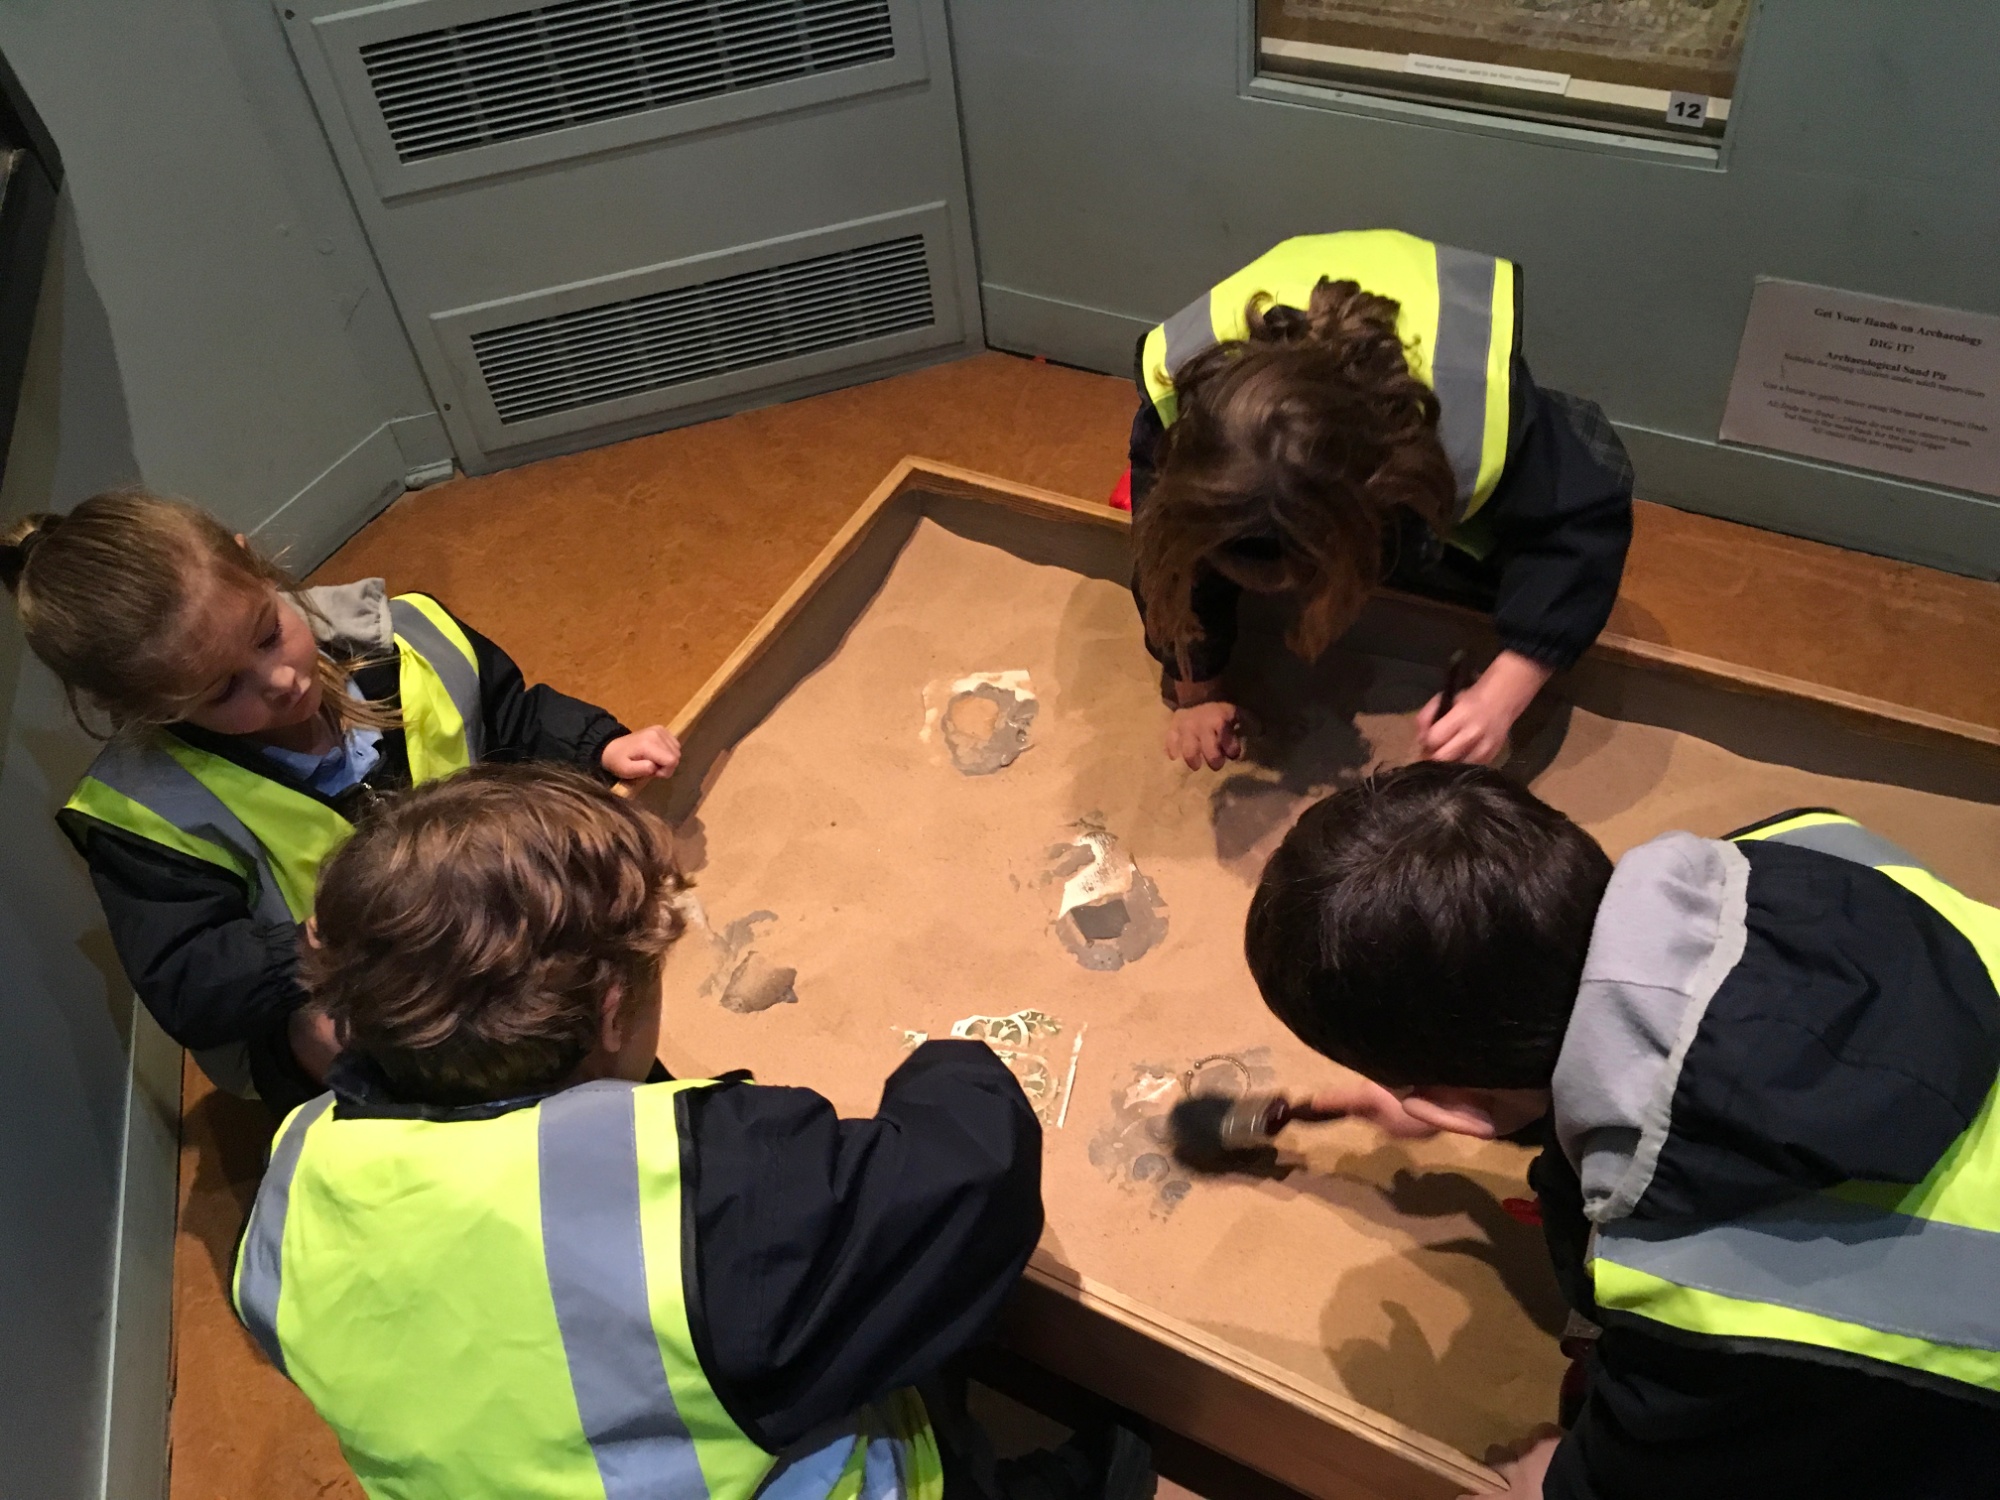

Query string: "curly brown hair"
[[1134, 278, 1456, 675], [303, 763, 687, 1105]]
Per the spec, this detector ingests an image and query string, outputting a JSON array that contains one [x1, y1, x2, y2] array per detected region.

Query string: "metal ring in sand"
[[1181, 1053, 1254, 1100]]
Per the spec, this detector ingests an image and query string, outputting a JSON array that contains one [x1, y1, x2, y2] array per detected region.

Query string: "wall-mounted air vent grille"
[[472, 233, 932, 424], [361, 0, 897, 163]]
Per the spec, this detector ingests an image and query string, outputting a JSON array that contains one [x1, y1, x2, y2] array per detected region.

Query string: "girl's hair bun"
[[0, 511, 63, 595]]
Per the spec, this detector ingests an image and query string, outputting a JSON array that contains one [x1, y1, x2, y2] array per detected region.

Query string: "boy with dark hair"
[[1247, 763, 2000, 1498], [233, 763, 1143, 1500]]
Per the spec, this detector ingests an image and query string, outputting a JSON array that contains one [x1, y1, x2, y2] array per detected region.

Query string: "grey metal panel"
[[1616, 421, 2000, 580], [0, 8, 438, 1487], [96, 1006, 181, 1500], [433, 202, 962, 450], [304, 0, 930, 201], [286, 0, 981, 474], [0, 196, 168, 1500], [0, 3, 443, 562], [946, 0, 2000, 578]]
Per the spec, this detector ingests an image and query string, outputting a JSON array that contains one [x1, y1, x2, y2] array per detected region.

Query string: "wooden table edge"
[[1015, 1252, 1501, 1495]]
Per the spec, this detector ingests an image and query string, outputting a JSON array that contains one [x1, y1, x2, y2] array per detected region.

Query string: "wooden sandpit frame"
[[648, 459, 2000, 1500]]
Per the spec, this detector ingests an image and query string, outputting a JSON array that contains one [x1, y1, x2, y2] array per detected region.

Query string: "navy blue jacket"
[[1535, 817, 2000, 1498]]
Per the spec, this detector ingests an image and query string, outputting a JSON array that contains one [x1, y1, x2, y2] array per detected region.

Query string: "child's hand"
[[1416, 650, 1552, 765], [1165, 701, 1243, 770], [1464, 1429, 1562, 1497], [1303, 1076, 1440, 1140], [601, 726, 681, 782]]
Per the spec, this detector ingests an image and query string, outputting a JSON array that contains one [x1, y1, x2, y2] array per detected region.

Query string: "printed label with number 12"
[[1667, 92, 1709, 127]]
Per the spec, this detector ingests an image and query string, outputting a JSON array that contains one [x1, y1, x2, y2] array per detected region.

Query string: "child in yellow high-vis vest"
[[1242, 763, 2000, 1498], [1, 489, 680, 1113], [1126, 231, 1633, 770], [235, 763, 1149, 1500]]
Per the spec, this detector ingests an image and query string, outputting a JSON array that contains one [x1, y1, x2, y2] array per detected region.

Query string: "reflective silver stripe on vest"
[[1598, 1192, 2000, 1351], [1431, 244, 1497, 510], [237, 1092, 335, 1373], [84, 738, 291, 926], [1161, 294, 1217, 379], [758, 1422, 905, 1500], [387, 598, 485, 763], [539, 1082, 708, 1500], [758, 1433, 860, 1500], [1756, 820, 1931, 876]]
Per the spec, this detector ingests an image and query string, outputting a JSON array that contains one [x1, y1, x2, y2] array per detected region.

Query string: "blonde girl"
[[3, 489, 679, 1113]]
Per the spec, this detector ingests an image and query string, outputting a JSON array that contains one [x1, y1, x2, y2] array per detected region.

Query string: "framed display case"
[[1254, 0, 1755, 144]]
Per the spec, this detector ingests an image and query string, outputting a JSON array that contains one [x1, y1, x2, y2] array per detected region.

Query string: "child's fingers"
[[1434, 725, 1487, 763], [1420, 701, 1471, 759], [1432, 699, 1510, 764], [1376, 1100, 1449, 1138]]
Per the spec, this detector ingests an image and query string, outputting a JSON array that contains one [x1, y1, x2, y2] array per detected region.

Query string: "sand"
[[656, 519, 2000, 1463]]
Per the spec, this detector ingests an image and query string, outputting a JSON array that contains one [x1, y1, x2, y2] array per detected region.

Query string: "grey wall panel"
[[0, 199, 170, 1500], [947, 0, 2000, 577], [287, 0, 984, 473], [0, 1, 449, 564], [0, 3, 463, 1493], [304, 0, 932, 200], [433, 202, 963, 450]]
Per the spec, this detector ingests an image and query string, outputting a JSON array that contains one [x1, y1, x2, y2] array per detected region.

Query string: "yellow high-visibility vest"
[[1141, 229, 1519, 526], [235, 1078, 944, 1500]]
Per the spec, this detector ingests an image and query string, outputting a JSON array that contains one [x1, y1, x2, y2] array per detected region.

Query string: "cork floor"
[[169, 352, 2000, 1499]]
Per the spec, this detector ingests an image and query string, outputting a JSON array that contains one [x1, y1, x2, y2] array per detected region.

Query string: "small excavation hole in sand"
[[1070, 898, 1131, 942], [940, 682, 1038, 775]]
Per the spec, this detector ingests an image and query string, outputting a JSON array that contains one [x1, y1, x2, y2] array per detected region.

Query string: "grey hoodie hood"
[[1553, 824, 2000, 1228], [1554, 832, 1749, 1225], [300, 578, 394, 657]]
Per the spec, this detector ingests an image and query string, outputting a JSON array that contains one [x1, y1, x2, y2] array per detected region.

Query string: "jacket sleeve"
[[1482, 363, 1634, 671], [453, 614, 628, 777], [680, 1039, 1044, 1451], [1529, 1135, 1599, 1323], [57, 812, 307, 1051], [1544, 1325, 2000, 1499], [1127, 395, 1238, 685]]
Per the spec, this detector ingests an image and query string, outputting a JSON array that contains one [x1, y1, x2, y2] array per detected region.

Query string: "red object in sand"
[[1501, 1196, 1544, 1227], [1108, 467, 1133, 511]]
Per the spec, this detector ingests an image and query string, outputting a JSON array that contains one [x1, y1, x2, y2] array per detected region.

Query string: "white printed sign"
[[1720, 279, 2000, 499], [1405, 53, 1570, 95]]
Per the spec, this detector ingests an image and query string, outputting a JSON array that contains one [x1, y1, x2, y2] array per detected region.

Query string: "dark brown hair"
[[0, 487, 393, 737], [1246, 763, 1611, 1089], [303, 763, 687, 1105], [1135, 279, 1457, 674]]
